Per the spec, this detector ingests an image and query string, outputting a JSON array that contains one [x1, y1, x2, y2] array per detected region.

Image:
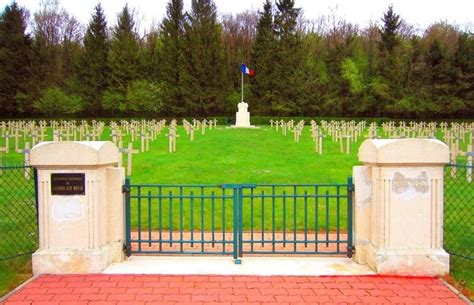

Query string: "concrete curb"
[[0, 275, 38, 304], [440, 278, 473, 305]]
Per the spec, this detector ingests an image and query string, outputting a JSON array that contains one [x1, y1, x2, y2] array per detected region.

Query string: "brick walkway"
[[1, 274, 467, 305]]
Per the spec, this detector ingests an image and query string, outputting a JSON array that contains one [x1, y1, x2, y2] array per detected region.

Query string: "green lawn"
[[130, 126, 359, 184], [0, 123, 472, 297]]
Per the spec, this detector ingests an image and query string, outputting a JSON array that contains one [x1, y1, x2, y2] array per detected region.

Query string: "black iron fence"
[[444, 163, 474, 287], [0, 164, 38, 260]]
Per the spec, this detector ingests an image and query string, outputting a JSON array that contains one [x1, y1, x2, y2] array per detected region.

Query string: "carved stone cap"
[[30, 141, 119, 167], [358, 139, 449, 165]]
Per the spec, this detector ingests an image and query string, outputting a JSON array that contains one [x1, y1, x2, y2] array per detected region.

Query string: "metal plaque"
[[51, 173, 85, 195]]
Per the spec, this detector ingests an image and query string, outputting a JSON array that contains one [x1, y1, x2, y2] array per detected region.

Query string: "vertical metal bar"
[[239, 187, 244, 258], [315, 185, 319, 252], [293, 186, 297, 252], [179, 187, 183, 252], [169, 191, 173, 247], [304, 190, 308, 248], [347, 177, 354, 258], [190, 191, 194, 247], [124, 177, 131, 256], [325, 190, 329, 247], [336, 185, 340, 253], [232, 187, 238, 260], [222, 188, 226, 253], [212, 191, 215, 247], [201, 187, 205, 252], [138, 186, 142, 252], [250, 188, 254, 252], [34, 168, 39, 235], [158, 186, 162, 251], [261, 191, 265, 248], [283, 190, 286, 247], [272, 185, 275, 252], [148, 191, 152, 247]]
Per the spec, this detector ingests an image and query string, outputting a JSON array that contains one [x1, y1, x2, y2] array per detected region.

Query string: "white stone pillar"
[[353, 139, 449, 276], [30, 141, 125, 274]]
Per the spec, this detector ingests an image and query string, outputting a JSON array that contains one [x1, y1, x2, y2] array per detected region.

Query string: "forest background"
[[0, 0, 473, 119]]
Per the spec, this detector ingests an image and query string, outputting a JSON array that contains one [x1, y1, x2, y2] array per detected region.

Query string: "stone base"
[[32, 242, 124, 275], [366, 247, 449, 276], [228, 125, 260, 129]]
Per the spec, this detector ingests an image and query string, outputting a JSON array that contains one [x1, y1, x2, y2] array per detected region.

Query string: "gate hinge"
[[348, 184, 355, 192], [122, 184, 130, 193]]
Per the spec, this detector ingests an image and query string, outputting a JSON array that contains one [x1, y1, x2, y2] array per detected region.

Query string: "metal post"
[[232, 187, 241, 263], [241, 67, 244, 103], [123, 177, 132, 256], [238, 187, 243, 258], [347, 177, 354, 258]]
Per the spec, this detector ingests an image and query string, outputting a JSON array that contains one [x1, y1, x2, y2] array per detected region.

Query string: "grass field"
[[0, 123, 472, 297]]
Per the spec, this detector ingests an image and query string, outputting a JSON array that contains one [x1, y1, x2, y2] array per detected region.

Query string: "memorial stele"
[[232, 101, 258, 128]]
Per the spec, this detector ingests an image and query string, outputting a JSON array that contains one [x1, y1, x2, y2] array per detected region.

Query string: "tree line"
[[0, 0, 473, 119]]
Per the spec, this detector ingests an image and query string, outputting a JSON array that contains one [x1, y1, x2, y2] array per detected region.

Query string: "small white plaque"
[[52, 197, 84, 221]]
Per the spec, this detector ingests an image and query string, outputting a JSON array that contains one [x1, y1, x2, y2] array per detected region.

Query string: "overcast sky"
[[2, 0, 473, 32]]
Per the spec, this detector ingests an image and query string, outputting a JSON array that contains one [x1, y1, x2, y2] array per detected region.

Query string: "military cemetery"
[[0, 0, 473, 304]]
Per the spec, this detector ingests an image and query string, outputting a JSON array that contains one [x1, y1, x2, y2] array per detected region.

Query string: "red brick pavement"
[[1, 274, 467, 305]]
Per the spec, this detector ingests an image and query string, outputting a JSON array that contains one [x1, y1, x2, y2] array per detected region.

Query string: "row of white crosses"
[[292, 121, 304, 142], [320, 120, 365, 154], [270, 119, 295, 135], [310, 121, 325, 155], [115, 119, 167, 175], [442, 122, 474, 181], [166, 120, 179, 153], [381, 121, 437, 140]]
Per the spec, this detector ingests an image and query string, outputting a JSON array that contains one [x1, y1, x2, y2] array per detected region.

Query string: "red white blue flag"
[[240, 64, 255, 76]]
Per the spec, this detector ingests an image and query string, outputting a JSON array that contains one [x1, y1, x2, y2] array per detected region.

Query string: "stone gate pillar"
[[30, 141, 125, 274], [353, 139, 449, 275]]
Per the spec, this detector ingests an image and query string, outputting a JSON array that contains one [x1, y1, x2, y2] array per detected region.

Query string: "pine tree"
[[273, 0, 304, 115], [250, 0, 276, 113], [0, 2, 32, 116], [159, 0, 187, 115], [183, 0, 228, 115], [108, 4, 140, 94], [379, 5, 401, 54], [76, 3, 109, 116], [377, 5, 403, 115]]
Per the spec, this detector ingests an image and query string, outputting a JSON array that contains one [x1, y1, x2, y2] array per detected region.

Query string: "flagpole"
[[241, 66, 244, 103]]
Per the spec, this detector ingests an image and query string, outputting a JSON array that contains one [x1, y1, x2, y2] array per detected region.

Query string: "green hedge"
[[1, 116, 472, 125]]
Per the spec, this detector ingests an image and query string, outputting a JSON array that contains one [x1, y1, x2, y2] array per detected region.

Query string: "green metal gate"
[[124, 178, 354, 260]]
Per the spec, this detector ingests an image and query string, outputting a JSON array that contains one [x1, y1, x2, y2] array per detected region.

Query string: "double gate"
[[124, 178, 354, 261]]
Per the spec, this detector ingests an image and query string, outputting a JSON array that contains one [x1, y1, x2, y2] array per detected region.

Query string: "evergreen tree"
[[250, 0, 276, 113], [379, 5, 401, 54], [76, 3, 109, 116], [377, 5, 403, 115], [454, 33, 474, 115], [108, 4, 140, 94], [273, 0, 304, 115], [159, 0, 187, 115], [183, 0, 228, 115], [0, 2, 32, 116]]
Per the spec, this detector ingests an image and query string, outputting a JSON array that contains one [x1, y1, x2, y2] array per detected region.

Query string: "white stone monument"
[[231, 101, 258, 128], [30, 141, 125, 274], [353, 138, 450, 276]]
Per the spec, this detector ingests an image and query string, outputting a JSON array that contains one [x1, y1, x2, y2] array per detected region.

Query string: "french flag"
[[240, 64, 255, 77]]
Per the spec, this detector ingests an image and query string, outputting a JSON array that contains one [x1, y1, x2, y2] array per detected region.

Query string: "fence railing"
[[444, 163, 473, 286], [124, 178, 354, 260], [0, 164, 38, 260]]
